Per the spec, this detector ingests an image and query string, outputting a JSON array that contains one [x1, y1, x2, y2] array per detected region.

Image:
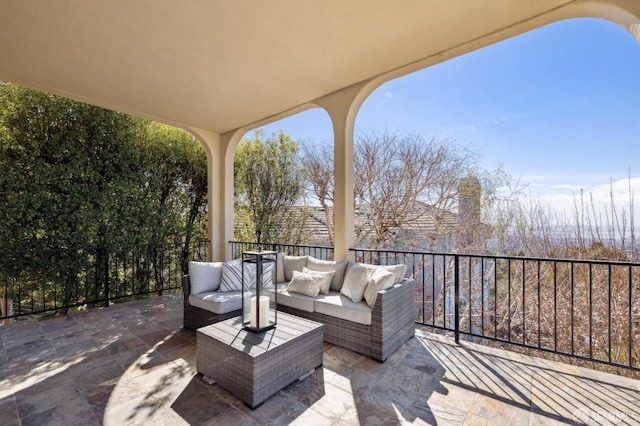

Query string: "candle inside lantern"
[[250, 296, 269, 329]]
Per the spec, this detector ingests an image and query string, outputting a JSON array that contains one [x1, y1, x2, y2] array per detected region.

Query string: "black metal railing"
[[229, 241, 334, 260], [230, 242, 640, 370], [6, 236, 640, 372], [353, 247, 640, 371], [0, 240, 209, 321]]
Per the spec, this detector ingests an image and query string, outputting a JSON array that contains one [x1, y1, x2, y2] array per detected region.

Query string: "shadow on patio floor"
[[2, 294, 640, 425]]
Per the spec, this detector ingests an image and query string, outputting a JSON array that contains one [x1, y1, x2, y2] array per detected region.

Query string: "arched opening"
[[355, 17, 640, 256], [232, 108, 334, 249]]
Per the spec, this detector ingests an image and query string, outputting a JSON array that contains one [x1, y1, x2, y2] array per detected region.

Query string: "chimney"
[[458, 175, 481, 247]]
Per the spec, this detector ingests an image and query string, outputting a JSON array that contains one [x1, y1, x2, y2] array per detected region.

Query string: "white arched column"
[[189, 127, 244, 261], [315, 82, 371, 261]]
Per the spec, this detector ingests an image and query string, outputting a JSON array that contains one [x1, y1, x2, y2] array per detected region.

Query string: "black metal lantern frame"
[[241, 250, 278, 333]]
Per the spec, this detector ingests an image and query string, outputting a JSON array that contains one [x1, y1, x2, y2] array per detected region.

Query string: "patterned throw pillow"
[[261, 261, 275, 289], [219, 260, 256, 292]]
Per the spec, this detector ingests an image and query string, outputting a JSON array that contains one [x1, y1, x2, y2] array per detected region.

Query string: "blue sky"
[[260, 18, 640, 220]]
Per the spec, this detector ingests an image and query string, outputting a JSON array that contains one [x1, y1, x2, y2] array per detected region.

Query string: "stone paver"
[[1, 294, 640, 425]]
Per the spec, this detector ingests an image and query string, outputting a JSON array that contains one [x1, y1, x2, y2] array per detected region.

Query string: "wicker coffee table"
[[196, 311, 324, 408]]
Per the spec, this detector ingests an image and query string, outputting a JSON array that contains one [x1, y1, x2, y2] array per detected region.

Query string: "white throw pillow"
[[287, 270, 324, 297], [361, 263, 407, 286], [383, 264, 407, 284], [219, 260, 256, 292], [305, 257, 348, 291], [364, 268, 395, 307], [340, 263, 369, 303], [302, 267, 334, 295], [188, 261, 223, 294]]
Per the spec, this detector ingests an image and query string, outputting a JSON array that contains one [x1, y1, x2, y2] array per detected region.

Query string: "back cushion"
[[361, 263, 407, 286], [188, 261, 223, 294], [283, 255, 308, 282], [276, 253, 285, 283], [305, 257, 348, 291]]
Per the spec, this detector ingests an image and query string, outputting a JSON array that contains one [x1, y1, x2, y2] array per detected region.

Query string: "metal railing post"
[[454, 254, 460, 343], [104, 246, 110, 307]]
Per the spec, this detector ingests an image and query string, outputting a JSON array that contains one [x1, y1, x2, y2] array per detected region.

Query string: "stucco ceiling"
[[0, 1, 638, 135]]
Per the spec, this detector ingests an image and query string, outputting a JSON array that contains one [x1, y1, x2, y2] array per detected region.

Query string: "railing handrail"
[[228, 240, 333, 249], [1, 240, 210, 321], [352, 246, 640, 268], [1, 239, 211, 257], [233, 241, 640, 268], [229, 241, 334, 260]]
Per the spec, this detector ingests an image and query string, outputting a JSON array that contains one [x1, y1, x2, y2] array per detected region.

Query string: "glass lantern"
[[241, 249, 277, 332]]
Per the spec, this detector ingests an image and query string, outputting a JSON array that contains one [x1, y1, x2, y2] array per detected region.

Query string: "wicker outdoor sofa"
[[183, 255, 416, 362]]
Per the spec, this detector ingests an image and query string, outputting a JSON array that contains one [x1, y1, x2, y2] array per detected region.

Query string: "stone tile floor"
[[1, 294, 640, 425]]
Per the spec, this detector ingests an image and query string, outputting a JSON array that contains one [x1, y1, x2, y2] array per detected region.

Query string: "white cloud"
[[519, 176, 640, 225], [551, 184, 582, 191], [447, 111, 534, 136], [384, 91, 393, 98]]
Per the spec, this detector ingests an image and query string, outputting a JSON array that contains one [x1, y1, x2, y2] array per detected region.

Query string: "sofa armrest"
[[183, 274, 191, 300], [374, 278, 414, 305], [370, 278, 416, 361]]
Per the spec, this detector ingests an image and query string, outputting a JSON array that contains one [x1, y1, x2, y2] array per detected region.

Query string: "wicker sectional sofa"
[[183, 255, 416, 362]]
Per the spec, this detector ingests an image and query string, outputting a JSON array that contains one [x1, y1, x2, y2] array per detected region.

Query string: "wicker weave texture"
[[279, 279, 415, 362], [371, 279, 416, 361], [185, 273, 415, 363], [196, 312, 323, 408], [183, 275, 242, 330]]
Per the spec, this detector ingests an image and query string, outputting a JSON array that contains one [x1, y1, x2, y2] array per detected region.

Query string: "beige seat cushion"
[[269, 284, 316, 312], [314, 292, 372, 326], [189, 291, 246, 314]]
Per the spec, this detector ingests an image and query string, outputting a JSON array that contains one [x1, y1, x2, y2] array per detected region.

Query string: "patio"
[[0, 295, 638, 425]]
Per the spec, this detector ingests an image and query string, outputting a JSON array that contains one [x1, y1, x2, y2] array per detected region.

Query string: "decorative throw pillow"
[[287, 270, 325, 297], [364, 268, 395, 307], [261, 261, 275, 289], [302, 267, 334, 295], [188, 261, 223, 294], [219, 260, 256, 292], [340, 263, 369, 303], [362, 263, 407, 287], [382, 264, 407, 285], [305, 257, 348, 291], [283, 255, 308, 281]]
